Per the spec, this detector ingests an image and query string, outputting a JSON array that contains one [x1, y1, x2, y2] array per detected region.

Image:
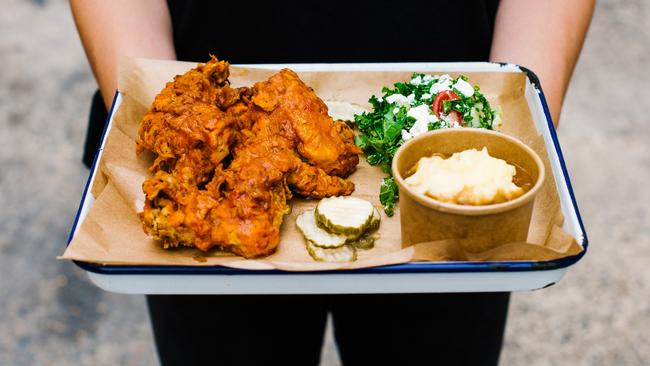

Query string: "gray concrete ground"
[[0, 0, 648, 365]]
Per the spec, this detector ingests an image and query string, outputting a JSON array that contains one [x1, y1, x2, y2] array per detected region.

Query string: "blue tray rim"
[[67, 62, 588, 276]]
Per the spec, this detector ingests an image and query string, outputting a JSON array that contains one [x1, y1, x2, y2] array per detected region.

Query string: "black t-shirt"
[[83, 0, 500, 167], [167, 0, 499, 63]]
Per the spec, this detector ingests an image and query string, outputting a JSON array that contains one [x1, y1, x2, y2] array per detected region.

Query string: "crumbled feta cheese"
[[376, 96, 383, 102], [407, 93, 416, 105], [453, 78, 475, 97], [430, 83, 451, 95], [410, 75, 422, 86], [422, 74, 434, 83], [429, 75, 453, 94], [407, 104, 433, 126], [386, 93, 410, 106], [421, 93, 432, 100], [439, 75, 453, 83], [408, 115, 430, 136], [401, 104, 436, 141], [393, 107, 400, 114], [385, 92, 424, 107], [401, 129, 413, 141], [440, 114, 461, 128]]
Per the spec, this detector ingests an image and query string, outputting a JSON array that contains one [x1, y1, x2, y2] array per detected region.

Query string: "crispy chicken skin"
[[251, 69, 362, 177], [138, 57, 361, 258], [137, 57, 250, 183]]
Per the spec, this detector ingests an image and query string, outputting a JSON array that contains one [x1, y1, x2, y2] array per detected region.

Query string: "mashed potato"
[[405, 147, 524, 205]]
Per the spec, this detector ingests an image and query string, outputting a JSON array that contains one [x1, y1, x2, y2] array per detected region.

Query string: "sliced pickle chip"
[[306, 241, 357, 262], [315, 196, 374, 236], [367, 207, 381, 232], [296, 210, 347, 248]]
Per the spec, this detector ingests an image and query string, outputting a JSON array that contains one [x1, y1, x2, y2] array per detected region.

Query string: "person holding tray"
[[70, 1, 594, 365]]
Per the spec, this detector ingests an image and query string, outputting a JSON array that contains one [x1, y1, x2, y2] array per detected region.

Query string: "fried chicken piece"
[[286, 161, 355, 198], [139, 59, 361, 258], [205, 111, 296, 257], [251, 69, 362, 178], [203, 77, 355, 256], [137, 56, 249, 183]]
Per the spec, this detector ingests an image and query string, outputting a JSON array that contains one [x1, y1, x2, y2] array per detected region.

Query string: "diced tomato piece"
[[432, 90, 463, 125]]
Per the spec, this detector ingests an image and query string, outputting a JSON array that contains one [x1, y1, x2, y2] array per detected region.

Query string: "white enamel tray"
[[67, 62, 587, 294]]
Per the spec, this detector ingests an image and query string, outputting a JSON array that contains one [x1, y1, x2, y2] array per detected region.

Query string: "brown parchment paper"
[[60, 58, 583, 270]]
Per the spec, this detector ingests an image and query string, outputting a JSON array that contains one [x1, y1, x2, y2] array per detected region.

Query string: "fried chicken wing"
[[139, 58, 361, 258], [252, 69, 362, 177]]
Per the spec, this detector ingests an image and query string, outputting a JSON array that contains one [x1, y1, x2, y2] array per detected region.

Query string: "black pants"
[[85, 92, 509, 365], [146, 293, 510, 366]]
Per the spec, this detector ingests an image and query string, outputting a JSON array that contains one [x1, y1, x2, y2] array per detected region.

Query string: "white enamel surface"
[[87, 269, 567, 294], [72, 94, 121, 237], [523, 82, 584, 242], [235, 62, 523, 73], [71, 63, 584, 294]]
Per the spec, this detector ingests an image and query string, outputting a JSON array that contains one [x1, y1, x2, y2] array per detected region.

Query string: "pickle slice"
[[349, 208, 381, 250], [367, 207, 381, 232], [315, 196, 374, 236], [306, 241, 356, 262], [296, 210, 347, 248]]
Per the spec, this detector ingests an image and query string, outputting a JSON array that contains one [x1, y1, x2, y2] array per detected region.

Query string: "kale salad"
[[353, 73, 501, 216]]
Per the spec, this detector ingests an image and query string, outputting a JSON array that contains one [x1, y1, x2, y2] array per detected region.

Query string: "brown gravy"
[[512, 164, 535, 193]]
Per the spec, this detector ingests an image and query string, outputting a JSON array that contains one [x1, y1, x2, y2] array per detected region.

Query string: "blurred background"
[[1, 0, 648, 364]]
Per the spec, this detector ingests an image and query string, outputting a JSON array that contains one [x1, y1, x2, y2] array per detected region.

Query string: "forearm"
[[70, 0, 176, 108], [490, 0, 594, 126]]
